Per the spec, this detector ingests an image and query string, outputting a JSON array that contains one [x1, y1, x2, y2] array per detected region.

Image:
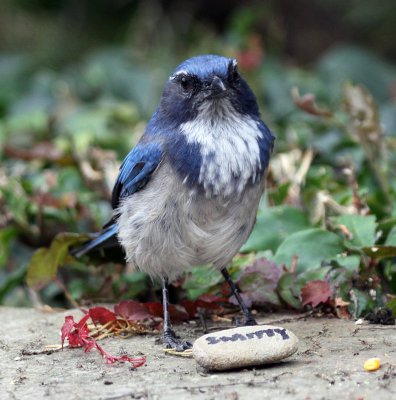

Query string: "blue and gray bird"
[[73, 54, 275, 350]]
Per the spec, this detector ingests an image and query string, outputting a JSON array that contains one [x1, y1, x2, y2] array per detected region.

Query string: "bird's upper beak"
[[204, 76, 227, 99]]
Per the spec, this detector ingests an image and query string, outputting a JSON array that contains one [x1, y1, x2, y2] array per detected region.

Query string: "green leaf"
[[332, 254, 361, 272], [119, 271, 149, 299], [385, 226, 396, 246], [331, 214, 377, 247], [0, 227, 18, 268], [297, 267, 332, 287], [0, 265, 27, 303], [385, 298, 396, 317], [349, 289, 372, 318], [362, 245, 396, 261], [273, 228, 344, 273], [183, 265, 223, 300], [277, 273, 302, 309], [317, 45, 396, 103], [242, 205, 310, 253], [26, 232, 89, 288]]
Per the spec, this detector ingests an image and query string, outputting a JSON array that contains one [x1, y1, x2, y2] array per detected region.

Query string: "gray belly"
[[117, 163, 264, 280]]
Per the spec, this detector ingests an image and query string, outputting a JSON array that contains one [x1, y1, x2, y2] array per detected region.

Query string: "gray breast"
[[117, 161, 265, 280]]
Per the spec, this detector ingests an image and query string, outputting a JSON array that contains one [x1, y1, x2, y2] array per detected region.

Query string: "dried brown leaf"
[[291, 87, 333, 117]]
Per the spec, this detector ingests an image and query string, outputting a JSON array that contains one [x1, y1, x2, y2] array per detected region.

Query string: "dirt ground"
[[1, 307, 395, 400]]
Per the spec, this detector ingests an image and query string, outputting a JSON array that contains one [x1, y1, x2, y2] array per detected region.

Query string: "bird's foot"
[[163, 329, 192, 352], [235, 316, 258, 327]]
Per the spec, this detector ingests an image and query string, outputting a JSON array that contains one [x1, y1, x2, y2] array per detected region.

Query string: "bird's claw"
[[163, 330, 192, 352], [235, 316, 258, 327]]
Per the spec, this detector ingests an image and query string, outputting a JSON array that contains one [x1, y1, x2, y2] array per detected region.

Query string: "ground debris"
[[1, 308, 395, 399], [365, 308, 395, 325]]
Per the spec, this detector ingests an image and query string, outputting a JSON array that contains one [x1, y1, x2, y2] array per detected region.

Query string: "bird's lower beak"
[[204, 76, 227, 98]]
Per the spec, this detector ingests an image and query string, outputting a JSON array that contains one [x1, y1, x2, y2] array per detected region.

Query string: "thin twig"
[[55, 278, 80, 309]]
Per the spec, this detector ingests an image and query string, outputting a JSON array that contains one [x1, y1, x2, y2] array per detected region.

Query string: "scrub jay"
[[73, 55, 275, 351]]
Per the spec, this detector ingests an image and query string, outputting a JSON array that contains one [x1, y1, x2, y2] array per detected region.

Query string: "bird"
[[72, 54, 275, 351]]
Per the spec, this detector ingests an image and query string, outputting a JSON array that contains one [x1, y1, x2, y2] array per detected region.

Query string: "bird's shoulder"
[[111, 136, 164, 209], [256, 118, 276, 171]]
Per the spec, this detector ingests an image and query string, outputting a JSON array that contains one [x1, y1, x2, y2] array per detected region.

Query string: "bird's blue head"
[[158, 54, 260, 125], [149, 54, 274, 198]]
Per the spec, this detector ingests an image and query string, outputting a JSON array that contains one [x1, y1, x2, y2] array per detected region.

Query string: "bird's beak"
[[204, 76, 227, 98]]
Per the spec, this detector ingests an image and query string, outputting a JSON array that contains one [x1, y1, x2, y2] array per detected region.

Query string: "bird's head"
[[159, 55, 260, 125]]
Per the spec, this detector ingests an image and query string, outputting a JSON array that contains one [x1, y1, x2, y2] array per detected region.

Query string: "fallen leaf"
[[180, 298, 223, 318], [114, 300, 153, 321], [146, 302, 190, 321], [334, 297, 352, 319], [61, 316, 79, 350], [335, 297, 350, 307], [61, 314, 90, 349], [301, 280, 332, 308], [89, 307, 117, 325], [291, 87, 333, 117], [61, 315, 146, 367]]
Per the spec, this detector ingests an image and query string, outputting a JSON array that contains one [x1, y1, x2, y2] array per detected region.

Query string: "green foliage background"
[[1, 0, 396, 316]]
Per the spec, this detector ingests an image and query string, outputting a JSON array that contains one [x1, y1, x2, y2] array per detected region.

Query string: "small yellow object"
[[163, 348, 193, 358], [364, 357, 381, 371]]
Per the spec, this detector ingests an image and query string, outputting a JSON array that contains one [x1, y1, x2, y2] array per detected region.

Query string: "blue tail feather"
[[71, 224, 118, 258]]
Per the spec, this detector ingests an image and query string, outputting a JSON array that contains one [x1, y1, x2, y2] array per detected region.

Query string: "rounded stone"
[[192, 325, 298, 371]]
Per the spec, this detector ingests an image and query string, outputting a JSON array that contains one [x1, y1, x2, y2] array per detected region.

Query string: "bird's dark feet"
[[235, 316, 258, 327], [244, 317, 258, 326], [163, 329, 192, 352]]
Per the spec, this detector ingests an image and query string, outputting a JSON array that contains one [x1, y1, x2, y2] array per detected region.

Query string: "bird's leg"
[[162, 277, 192, 351], [221, 268, 257, 326]]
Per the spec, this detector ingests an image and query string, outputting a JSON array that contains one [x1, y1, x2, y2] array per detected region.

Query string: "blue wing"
[[257, 120, 275, 172], [111, 141, 163, 209], [72, 141, 163, 259]]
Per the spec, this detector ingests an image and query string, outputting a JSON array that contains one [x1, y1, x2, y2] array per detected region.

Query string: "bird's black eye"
[[180, 75, 194, 92]]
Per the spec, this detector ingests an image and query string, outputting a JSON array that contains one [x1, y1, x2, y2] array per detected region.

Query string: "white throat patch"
[[180, 99, 262, 197]]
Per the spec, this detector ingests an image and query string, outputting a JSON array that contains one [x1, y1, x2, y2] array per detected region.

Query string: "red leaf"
[[198, 294, 228, 303], [180, 298, 223, 318], [237, 50, 262, 70], [145, 302, 190, 321], [61, 314, 146, 367], [179, 300, 198, 317], [95, 343, 146, 366], [61, 314, 90, 348], [168, 304, 189, 321], [89, 307, 117, 325], [114, 300, 153, 321], [82, 338, 97, 353], [104, 354, 146, 367], [145, 302, 163, 318], [61, 316, 75, 350], [301, 280, 333, 308], [76, 314, 91, 330], [69, 314, 90, 347]]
